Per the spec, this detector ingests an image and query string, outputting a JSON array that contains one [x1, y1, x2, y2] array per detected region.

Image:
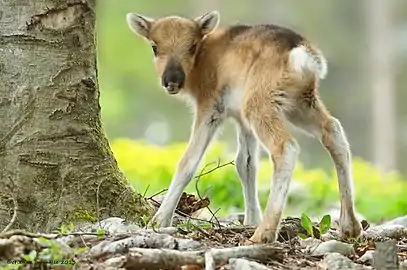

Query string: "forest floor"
[[1, 193, 407, 270]]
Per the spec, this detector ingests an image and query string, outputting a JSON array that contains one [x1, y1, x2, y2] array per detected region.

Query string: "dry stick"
[[89, 232, 202, 258], [1, 177, 18, 233], [196, 159, 258, 243], [194, 160, 235, 180], [190, 223, 211, 238], [96, 178, 105, 228], [194, 160, 232, 237], [0, 229, 108, 239], [213, 226, 256, 233], [205, 244, 285, 270], [122, 244, 284, 270], [142, 184, 150, 197], [147, 188, 168, 200], [208, 208, 221, 223], [147, 160, 234, 228], [147, 161, 226, 200], [124, 248, 205, 269]]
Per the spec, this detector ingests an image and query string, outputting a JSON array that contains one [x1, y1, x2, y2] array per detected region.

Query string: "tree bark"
[[0, 0, 153, 232], [365, 0, 396, 172]]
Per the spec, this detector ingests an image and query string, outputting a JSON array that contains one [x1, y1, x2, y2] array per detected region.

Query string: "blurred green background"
[[96, 0, 407, 222]]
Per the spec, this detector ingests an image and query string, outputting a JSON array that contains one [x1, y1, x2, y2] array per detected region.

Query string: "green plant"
[[96, 228, 106, 240], [299, 213, 331, 239], [299, 213, 314, 239], [140, 214, 150, 227], [21, 250, 37, 263], [53, 223, 75, 234], [35, 237, 76, 267], [318, 214, 331, 235]]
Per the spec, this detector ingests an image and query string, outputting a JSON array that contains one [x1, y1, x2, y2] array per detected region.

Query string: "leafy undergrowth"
[[112, 139, 407, 223]]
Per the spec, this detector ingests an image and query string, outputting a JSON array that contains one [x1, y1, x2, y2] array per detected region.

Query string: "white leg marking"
[[325, 118, 360, 236], [151, 114, 221, 227], [235, 121, 262, 225], [287, 109, 361, 238], [264, 140, 299, 232], [250, 139, 299, 243]]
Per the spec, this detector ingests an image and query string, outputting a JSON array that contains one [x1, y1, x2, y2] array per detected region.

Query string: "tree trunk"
[[366, 0, 396, 173], [0, 0, 153, 232]]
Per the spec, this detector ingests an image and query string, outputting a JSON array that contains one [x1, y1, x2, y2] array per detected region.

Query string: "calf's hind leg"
[[234, 119, 262, 226], [286, 97, 362, 239], [243, 91, 300, 243]]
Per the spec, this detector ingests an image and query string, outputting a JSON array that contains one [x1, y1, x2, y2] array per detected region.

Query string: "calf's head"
[[126, 11, 220, 94]]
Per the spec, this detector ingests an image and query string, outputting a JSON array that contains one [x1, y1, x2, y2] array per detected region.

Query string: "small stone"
[[311, 240, 355, 256], [319, 253, 367, 270], [357, 250, 374, 264]]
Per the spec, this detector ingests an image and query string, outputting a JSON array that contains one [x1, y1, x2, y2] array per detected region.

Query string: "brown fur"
[[126, 11, 362, 244]]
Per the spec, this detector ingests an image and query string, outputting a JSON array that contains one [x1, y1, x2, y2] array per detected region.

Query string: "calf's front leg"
[[149, 111, 221, 227]]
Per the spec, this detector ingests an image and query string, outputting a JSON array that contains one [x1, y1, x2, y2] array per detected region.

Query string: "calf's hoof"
[[246, 226, 277, 244], [339, 217, 363, 240]]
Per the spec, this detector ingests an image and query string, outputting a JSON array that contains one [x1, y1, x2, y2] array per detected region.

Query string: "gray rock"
[[310, 240, 355, 256], [357, 250, 375, 265], [382, 215, 407, 228], [319, 253, 368, 270]]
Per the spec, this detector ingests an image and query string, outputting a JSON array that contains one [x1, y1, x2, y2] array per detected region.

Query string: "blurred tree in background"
[[96, 0, 407, 175]]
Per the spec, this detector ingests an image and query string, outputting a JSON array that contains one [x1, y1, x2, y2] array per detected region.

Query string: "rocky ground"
[[1, 193, 407, 270]]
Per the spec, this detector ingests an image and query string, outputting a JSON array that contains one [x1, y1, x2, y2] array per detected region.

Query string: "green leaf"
[[301, 213, 314, 237], [22, 254, 32, 262], [28, 250, 37, 261], [298, 233, 308, 239], [73, 247, 89, 255], [97, 228, 106, 240], [37, 237, 52, 246], [318, 214, 331, 234], [141, 215, 150, 226], [199, 223, 212, 230], [60, 224, 68, 234]]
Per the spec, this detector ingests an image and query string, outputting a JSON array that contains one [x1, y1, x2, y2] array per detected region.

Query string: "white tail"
[[289, 45, 328, 80]]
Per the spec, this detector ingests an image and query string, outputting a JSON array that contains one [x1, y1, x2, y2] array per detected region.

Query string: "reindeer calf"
[[126, 10, 362, 243]]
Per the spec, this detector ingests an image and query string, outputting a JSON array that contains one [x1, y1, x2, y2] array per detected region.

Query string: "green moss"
[[70, 205, 98, 223]]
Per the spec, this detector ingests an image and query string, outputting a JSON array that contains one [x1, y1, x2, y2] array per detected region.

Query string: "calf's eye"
[[189, 43, 198, 55], [151, 44, 158, 56]]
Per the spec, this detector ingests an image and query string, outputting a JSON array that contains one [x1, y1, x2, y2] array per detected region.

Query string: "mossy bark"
[[0, 0, 153, 232]]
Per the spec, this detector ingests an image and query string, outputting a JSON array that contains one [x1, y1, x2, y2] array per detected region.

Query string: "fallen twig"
[[195, 160, 227, 238], [147, 188, 168, 200], [1, 177, 18, 233], [96, 178, 105, 228], [205, 244, 285, 270], [363, 224, 407, 241], [0, 229, 108, 239], [89, 230, 202, 258], [213, 225, 256, 233], [125, 248, 204, 270], [194, 160, 235, 180], [100, 244, 285, 270]]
